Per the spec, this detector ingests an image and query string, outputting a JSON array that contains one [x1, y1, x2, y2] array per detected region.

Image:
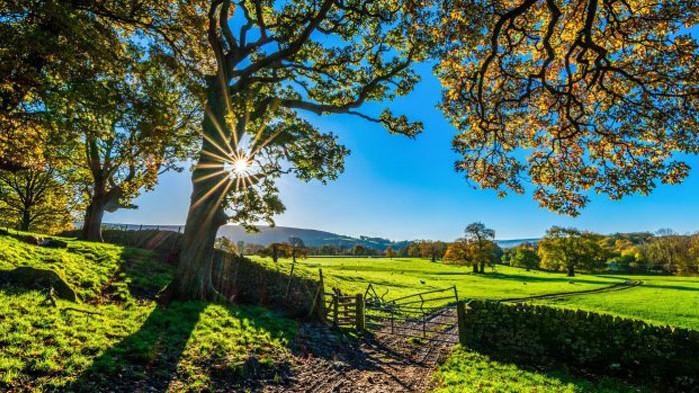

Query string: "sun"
[[223, 156, 251, 178], [232, 158, 250, 174]]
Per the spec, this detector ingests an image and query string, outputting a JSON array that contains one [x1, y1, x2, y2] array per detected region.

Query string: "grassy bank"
[[0, 232, 297, 392]]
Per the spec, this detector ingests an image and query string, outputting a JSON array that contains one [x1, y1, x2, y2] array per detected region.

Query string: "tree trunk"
[[567, 265, 575, 277], [81, 197, 106, 242], [479, 262, 485, 273], [472, 264, 478, 273], [162, 76, 231, 302], [20, 209, 30, 231]]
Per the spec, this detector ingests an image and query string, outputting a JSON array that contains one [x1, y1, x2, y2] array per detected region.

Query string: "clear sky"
[[107, 61, 699, 242]]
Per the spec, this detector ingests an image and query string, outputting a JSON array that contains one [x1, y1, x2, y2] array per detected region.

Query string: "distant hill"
[[216, 225, 412, 251], [102, 223, 410, 251], [103, 223, 538, 250]]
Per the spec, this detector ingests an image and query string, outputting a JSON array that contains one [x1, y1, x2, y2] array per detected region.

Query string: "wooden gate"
[[324, 289, 366, 330], [364, 286, 461, 344]]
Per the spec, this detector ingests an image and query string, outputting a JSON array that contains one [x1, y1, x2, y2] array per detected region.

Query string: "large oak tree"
[[162, 0, 433, 301], [436, 0, 699, 215]]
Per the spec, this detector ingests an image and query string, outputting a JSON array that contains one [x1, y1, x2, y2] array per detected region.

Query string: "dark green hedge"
[[460, 301, 699, 392]]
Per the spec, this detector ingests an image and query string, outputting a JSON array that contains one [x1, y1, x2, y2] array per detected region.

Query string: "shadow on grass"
[[67, 302, 206, 392], [478, 272, 620, 286]]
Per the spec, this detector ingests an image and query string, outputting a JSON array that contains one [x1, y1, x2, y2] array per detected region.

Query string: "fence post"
[[332, 295, 339, 327], [355, 293, 366, 331], [457, 300, 468, 345]]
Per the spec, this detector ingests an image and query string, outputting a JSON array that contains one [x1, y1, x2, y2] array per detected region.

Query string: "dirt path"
[[267, 309, 458, 393]]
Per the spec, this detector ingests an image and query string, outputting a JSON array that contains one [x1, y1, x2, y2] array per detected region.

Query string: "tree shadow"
[[478, 272, 622, 286], [66, 301, 207, 393]]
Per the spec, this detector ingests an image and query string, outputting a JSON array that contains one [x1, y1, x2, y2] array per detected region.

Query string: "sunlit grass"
[[0, 233, 297, 392], [433, 346, 648, 393], [250, 256, 624, 306], [533, 275, 699, 330]]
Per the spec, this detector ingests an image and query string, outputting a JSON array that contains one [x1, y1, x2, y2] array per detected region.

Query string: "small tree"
[[509, 243, 539, 271], [0, 168, 78, 233], [263, 243, 290, 263], [351, 244, 367, 256], [385, 247, 395, 259], [538, 227, 601, 277], [288, 237, 307, 264], [214, 237, 237, 255], [443, 240, 471, 269], [464, 223, 496, 273], [53, 56, 199, 242], [418, 240, 447, 262]]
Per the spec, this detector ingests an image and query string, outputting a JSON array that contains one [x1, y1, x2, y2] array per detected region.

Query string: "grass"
[[251, 256, 625, 306], [533, 275, 699, 330], [432, 346, 648, 393], [2, 232, 697, 392], [0, 232, 297, 392]]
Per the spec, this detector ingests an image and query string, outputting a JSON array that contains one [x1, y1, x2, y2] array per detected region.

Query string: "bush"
[[460, 300, 699, 392]]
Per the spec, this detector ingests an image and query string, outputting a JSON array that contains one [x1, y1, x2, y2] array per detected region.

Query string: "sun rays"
[[191, 99, 282, 211]]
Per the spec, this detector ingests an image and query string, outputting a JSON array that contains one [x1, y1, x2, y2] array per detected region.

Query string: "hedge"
[[460, 300, 699, 392]]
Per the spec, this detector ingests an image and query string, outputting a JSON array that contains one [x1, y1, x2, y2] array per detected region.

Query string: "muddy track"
[[267, 308, 459, 393]]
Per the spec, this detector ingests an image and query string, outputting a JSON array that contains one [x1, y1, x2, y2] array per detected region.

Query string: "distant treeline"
[[224, 228, 699, 277]]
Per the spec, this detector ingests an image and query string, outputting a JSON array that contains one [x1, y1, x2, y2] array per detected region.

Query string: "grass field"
[[533, 275, 699, 330], [251, 256, 625, 305]]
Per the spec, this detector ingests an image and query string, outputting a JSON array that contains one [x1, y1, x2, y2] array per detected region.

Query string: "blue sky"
[[107, 62, 699, 242]]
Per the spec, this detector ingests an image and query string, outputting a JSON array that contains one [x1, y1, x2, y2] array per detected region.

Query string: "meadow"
[[251, 256, 699, 330], [251, 256, 626, 304], [534, 275, 699, 330], [1, 232, 697, 392]]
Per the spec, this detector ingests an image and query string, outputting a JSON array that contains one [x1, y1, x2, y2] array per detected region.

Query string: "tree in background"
[[508, 243, 539, 271], [642, 230, 699, 275], [165, 0, 434, 301], [443, 239, 474, 271], [351, 244, 367, 256], [236, 241, 245, 257], [288, 237, 307, 264], [418, 240, 448, 262], [436, 0, 699, 216], [538, 227, 602, 277], [0, 168, 78, 233], [214, 237, 237, 255], [262, 243, 290, 263], [385, 247, 395, 259], [51, 55, 199, 242], [464, 223, 496, 273]]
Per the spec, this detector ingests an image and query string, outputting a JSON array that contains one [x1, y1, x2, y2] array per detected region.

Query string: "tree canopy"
[[436, 0, 699, 215]]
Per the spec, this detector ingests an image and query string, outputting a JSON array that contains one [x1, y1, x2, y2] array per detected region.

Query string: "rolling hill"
[[103, 223, 537, 250]]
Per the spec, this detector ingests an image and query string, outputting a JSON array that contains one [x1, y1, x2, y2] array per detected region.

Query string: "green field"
[[251, 256, 624, 304], [534, 275, 699, 330]]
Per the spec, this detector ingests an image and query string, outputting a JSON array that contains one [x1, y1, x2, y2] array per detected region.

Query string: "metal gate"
[[364, 285, 460, 344]]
